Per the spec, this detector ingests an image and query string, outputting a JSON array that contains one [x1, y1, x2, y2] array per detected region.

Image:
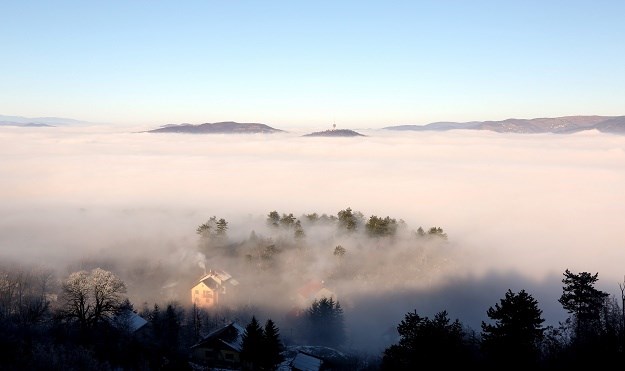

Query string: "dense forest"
[[1, 208, 624, 370]]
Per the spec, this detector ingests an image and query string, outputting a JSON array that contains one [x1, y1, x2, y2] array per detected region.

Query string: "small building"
[[295, 280, 337, 309], [191, 269, 239, 308], [110, 309, 148, 334], [190, 321, 245, 369], [290, 351, 324, 371]]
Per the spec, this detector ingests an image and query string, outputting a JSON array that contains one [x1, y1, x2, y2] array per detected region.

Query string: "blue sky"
[[2, 1, 624, 128]]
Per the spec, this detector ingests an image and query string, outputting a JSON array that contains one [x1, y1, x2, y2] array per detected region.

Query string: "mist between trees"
[[0, 207, 450, 359], [2, 254, 625, 369], [2, 206, 625, 369]]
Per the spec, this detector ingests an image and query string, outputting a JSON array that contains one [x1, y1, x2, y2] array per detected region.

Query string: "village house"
[[191, 269, 239, 308], [190, 321, 245, 369], [294, 279, 337, 310], [110, 308, 148, 335], [289, 351, 324, 371]]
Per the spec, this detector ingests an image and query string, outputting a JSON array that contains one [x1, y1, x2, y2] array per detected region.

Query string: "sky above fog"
[[1, 1, 625, 128], [1, 127, 624, 347]]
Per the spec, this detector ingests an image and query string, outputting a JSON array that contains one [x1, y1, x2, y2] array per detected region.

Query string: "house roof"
[[297, 280, 336, 303], [297, 280, 324, 299], [196, 269, 239, 288], [110, 309, 148, 333], [219, 336, 243, 353], [212, 269, 232, 282], [290, 351, 323, 371], [199, 275, 221, 290], [191, 322, 246, 352], [128, 312, 148, 332]]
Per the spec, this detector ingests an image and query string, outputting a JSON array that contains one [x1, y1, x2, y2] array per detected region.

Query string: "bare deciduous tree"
[[61, 268, 126, 328]]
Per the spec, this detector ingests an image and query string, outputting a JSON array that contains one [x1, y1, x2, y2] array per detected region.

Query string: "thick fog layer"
[[1, 126, 624, 352]]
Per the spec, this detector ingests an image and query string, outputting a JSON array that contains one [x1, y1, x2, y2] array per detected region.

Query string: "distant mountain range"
[[384, 115, 625, 134], [302, 129, 365, 137], [0, 121, 55, 128], [4, 114, 625, 135], [0, 115, 92, 127], [145, 121, 284, 134], [146, 122, 367, 137]]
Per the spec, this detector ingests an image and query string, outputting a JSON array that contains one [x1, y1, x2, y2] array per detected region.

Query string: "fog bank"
[[1, 126, 624, 350]]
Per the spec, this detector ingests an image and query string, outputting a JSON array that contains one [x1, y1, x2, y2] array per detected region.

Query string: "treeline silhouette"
[[2, 261, 624, 370], [380, 270, 625, 370], [2, 207, 624, 370]]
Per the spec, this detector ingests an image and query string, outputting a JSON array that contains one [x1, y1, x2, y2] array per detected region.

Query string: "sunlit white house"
[[191, 269, 239, 308]]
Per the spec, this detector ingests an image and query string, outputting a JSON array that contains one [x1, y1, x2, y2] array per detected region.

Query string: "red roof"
[[297, 280, 324, 299]]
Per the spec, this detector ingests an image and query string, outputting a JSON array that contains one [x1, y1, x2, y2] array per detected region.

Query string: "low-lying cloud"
[[1, 126, 624, 352]]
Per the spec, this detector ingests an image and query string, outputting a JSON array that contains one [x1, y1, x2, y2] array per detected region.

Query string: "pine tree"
[[279, 213, 296, 228], [558, 269, 615, 366], [262, 319, 284, 370], [216, 218, 228, 237], [267, 211, 280, 228], [294, 220, 305, 240], [481, 289, 545, 367], [306, 297, 346, 347], [381, 310, 470, 370], [334, 245, 346, 257], [241, 316, 265, 371], [558, 269, 609, 340], [337, 207, 358, 231], [162, 304, 181, 353]]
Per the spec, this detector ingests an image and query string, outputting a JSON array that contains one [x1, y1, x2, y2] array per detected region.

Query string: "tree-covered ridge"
[[146, 121, 284, 134], [302, 129, 366, 137], [197, 207, 448, 247], [194, 207, 452, 302]]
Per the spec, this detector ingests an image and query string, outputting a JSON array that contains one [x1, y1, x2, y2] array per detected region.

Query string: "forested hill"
[[302, 129, 365, 137], [384, 115, 625, 134], [145, 121, 284, 134]]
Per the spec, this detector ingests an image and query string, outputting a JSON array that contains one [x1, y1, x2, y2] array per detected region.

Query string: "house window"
[[195, 290, 199, 295], [224, 353, 234, 360], [203, 290, 212, 298]]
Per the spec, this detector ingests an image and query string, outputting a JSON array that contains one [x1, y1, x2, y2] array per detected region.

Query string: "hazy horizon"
[[3, 112, 625, 133]]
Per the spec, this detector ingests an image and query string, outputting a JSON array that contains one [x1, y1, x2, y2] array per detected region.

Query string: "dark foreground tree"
[[262, 319, 284, 370], [306, 297, 346, 348], [558, 269, 618, 367], [241, 316, 265, 370], [240, 316, 285, 371], [381, 310, 474, 370], [481, 289, 545, 367], [60, 268, 126, 329], [0, 264, 53, 325], [559, 269, 609, 340]]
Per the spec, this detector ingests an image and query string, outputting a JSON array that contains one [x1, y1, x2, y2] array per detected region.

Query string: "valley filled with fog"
[[1, 126, 624, 352]]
